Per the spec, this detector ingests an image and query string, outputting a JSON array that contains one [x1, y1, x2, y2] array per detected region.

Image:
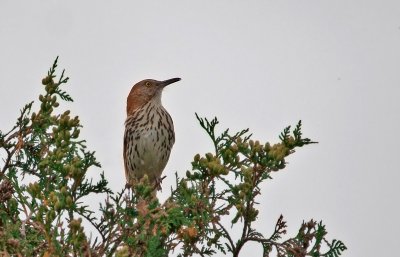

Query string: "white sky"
[[1, 1, 400, 256]]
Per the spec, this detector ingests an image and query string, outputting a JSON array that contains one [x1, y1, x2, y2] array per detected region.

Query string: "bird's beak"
[[160, 78, 181, 87]]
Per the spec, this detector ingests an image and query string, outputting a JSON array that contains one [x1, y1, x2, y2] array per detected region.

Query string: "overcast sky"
[[1, 1, 400, 256]]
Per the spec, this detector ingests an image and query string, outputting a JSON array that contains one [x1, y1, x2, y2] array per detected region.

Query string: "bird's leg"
[[153, 175, 167, 191], [125, 182, 132, 189]]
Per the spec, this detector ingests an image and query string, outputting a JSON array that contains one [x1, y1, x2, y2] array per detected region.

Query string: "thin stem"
[[216, 221, 235, 253]]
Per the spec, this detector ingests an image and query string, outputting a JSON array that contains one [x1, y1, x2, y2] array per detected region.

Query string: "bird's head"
[[127, 78, 180, 115]]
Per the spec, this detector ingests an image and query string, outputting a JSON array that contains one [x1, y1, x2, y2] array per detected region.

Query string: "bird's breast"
[[124, 104, 175, 181]]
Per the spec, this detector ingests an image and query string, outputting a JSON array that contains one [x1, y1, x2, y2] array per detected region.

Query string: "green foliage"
[[0, 57, 111, 256], [0, 57, 346, 256]]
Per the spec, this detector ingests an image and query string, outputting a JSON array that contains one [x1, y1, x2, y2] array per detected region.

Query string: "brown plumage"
[[124, 78, 180, 189]]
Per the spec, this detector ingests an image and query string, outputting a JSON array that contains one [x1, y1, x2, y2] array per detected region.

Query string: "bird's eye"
[[145, 81, 151, 87]]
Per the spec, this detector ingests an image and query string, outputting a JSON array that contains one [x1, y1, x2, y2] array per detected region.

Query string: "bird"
[[123, 78, 180, 191]]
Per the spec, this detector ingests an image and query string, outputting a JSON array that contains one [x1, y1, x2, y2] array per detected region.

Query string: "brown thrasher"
[[123, 78, 180, 189]]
